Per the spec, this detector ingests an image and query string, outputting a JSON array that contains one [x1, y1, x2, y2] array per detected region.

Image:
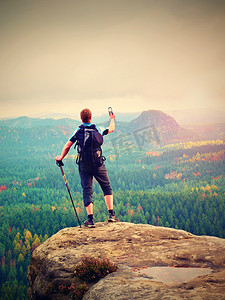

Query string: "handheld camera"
[[108, 107, 113, 116]]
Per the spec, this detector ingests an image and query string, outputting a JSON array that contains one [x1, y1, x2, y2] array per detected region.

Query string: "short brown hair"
[[80, 108, 92, 123]]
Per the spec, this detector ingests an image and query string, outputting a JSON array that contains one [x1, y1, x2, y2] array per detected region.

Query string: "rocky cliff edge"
[[27, 222, 225, 299]]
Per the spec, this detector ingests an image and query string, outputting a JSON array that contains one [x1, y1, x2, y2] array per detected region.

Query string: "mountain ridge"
[[2, 107, 224, 124], [0, 109, 224, 145]]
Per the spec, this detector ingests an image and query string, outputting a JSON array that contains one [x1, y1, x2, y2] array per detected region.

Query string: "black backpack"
[[75, 124, 105, 166]]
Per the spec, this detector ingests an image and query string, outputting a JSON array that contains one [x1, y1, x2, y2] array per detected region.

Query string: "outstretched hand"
[[110, 113, 115, 120]]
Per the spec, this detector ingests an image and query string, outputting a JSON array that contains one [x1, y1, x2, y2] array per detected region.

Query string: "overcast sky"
[[0, 0, 225, 119]]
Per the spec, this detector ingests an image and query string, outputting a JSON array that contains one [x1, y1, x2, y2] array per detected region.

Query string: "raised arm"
[[108, 113, 115, 133], [55, 140, 74, 161]]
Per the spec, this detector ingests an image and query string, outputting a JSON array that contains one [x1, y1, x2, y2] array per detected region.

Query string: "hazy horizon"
[[1, 0, 225, 119], [1, 107, 224, 126]]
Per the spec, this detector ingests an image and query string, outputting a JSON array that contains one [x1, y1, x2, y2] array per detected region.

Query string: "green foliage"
[[0, 123, 224, 299], [74, 256, 118, 283]]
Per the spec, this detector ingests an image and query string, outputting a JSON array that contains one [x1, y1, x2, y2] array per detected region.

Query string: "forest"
[[0, 118, 225, 299]]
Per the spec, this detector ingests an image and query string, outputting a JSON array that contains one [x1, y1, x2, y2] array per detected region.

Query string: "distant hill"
[[130, 110, 201, 146], [0, 116, 79, 129], [0, 112, 141, 126]]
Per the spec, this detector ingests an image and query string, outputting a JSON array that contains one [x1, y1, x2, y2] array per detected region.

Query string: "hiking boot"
[[84, 219, 95, 228], [108, 212, 118, 222]]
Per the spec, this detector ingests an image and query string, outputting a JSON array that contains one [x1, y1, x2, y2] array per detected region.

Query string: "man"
[[55, 108, 116, 228]]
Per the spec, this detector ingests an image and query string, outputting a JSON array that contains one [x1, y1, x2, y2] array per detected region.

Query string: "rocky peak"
[[132, 110, 178, 127], [130, 110, 200, 145], [27, 222, 225, 299]]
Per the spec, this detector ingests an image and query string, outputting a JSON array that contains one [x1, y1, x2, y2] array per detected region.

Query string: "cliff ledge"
[[27, 222, 225, 299]]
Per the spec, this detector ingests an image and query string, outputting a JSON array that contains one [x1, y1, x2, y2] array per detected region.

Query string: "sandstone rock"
[[27, 222, 225, 299]]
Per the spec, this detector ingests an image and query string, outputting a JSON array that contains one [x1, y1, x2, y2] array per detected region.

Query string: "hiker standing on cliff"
[[55, 108, 117, 228]]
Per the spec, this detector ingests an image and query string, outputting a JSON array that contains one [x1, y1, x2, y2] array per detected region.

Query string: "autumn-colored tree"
[[17, 253, 24, 264], [25, 230, 33, 241]]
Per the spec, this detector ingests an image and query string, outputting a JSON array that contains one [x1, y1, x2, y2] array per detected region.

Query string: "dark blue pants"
[[79, 163, 113, 207]]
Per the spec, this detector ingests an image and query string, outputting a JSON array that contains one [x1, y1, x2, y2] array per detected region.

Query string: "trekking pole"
[[56, 160, 82, 228]]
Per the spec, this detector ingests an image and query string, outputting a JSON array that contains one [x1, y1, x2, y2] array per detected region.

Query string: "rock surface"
[[27, 222, 225, 299]]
